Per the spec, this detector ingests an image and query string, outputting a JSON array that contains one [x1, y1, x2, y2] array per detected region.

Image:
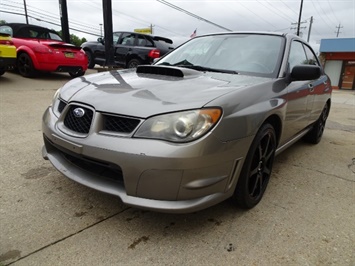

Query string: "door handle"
[[308, 83, 314, 92]]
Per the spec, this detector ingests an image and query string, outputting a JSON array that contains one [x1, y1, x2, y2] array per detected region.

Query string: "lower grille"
[[64, 105, 93, 134], [44, 136, 124, 184]]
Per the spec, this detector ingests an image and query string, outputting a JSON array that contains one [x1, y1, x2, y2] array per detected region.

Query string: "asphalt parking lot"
[[0, 70, 354, 266]]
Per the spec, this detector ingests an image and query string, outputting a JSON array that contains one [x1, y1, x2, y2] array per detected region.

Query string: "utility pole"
[[335, 24, 343, 37], [23, 0, 28, 24], [307, 16, 313, 42], [291, 21, 306, 37], [102, 0, 115, 66], [58, 0, 70, 43], [99, 23, 103, 38], [296, 0, 304, 36]]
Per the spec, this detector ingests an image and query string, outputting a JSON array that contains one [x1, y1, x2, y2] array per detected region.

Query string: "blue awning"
[[320, 38, 355, 52]]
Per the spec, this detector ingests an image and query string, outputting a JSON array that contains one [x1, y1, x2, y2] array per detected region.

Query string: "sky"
[[1, 0, 354, 51]]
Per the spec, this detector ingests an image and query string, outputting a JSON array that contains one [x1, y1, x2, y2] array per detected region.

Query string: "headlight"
[[134, 108, 222, 142], [51, 88, 61, 117]]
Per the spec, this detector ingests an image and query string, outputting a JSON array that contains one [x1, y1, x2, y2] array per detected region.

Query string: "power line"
[[4, 0, 101, 34], [78, 0, 186, 37], [256, 0, 294, 24], [234, 1, 279, 30], [0, 9, 101, 37], [156, 0, 232, 32]]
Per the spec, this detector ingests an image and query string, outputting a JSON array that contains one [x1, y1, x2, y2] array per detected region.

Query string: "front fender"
[[212, 97, 286, 142]]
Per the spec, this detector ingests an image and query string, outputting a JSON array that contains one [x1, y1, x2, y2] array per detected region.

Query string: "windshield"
[[156, 34, 284, 77]]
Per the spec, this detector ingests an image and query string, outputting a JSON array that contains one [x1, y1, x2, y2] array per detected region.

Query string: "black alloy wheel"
[[233, 123, 277, 209], [17, 53, 36, 78], [304, 103, 329, 144], [85, 50, 95, 69], [127, 58, 141, 68], [69, 69, 85, 78]]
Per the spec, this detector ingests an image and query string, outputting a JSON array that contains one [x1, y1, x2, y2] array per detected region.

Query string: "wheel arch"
[[16, 47, 39, 69], [263, 114, 282, 145], [326, 98, 331, 115]]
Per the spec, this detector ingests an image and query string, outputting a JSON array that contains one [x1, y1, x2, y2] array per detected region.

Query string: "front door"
[[341, 65, 355, 90]]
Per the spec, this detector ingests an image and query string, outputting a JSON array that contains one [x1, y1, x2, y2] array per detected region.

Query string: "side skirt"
[[275, 127, 312, 156]]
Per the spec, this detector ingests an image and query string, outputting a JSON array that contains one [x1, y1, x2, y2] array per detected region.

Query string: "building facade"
[[319, 38, 355, 90]]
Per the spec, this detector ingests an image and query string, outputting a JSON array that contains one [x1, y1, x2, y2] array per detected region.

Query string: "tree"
[[0, 20, 6, 25], [56, 30, 87, 46]]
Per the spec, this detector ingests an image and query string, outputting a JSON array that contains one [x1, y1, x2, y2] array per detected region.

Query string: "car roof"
[[194, 31, 303, 42], [113, 31, 173, 44], [2, 23, 57, 35]]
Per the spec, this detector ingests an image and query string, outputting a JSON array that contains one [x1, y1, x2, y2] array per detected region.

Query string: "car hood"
[[60, 67, 272, 118]]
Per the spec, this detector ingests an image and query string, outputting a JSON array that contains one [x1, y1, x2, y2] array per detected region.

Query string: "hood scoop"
[[136, 65, 201, 79], [137, 65, 184, 77]]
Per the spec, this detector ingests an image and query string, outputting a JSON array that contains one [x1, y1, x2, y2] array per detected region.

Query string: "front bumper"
[[42, 106, 253, 213]]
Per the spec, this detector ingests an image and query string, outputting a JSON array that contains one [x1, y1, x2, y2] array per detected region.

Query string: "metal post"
[[102, 0, 115, 66], [297, 0, 304, 36], [307, 16, 313, 42], [23, 0, 29, 24], [58, 0, 70, 43]]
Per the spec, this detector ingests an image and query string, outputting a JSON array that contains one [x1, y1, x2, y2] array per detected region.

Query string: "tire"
[[0, 68, 5, 76], [127, 58, 141, 68], [69, 70, 85, 78], [304, 103, 329, 144], [233, 123, 277, 209], [85, 50, 95, 69], [17, 53, 36, 78]]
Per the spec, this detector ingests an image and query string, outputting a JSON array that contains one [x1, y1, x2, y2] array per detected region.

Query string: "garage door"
[[324, 60, 342, 87]]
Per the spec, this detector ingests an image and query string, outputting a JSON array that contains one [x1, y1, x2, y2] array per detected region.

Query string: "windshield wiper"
[[177, 65, 238, 74], [157, 62, 238, 74]]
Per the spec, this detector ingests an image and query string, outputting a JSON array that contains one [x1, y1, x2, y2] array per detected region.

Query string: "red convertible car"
[[0, 23, 88, 78]]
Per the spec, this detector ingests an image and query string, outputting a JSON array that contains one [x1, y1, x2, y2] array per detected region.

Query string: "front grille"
[[64, 105, 93, 134], [103, 115, 140, 133]]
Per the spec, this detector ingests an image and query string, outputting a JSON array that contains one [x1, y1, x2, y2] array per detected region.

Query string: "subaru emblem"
[[73, 107, 85, 118]]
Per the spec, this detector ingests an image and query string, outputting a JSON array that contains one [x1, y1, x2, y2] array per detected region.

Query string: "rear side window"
[[120, 33, 135, 46], [137, 35, 154, 47]]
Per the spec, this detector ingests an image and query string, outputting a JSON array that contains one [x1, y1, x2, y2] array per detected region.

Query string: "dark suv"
[[81, 32, 174, 69]]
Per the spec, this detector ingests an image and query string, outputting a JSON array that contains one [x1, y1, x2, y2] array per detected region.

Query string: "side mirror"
[[291, 65, 321, 81], [97, 37, 104, 44]]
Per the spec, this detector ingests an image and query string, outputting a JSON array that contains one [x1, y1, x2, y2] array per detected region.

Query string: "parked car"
[[0, 32, 17, 76], [81, 31, 174, 69], [42, 32, 332, 213], [0, 23, 88, 78]]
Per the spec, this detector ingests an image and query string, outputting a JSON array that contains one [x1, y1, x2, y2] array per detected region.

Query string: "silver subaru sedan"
[[42, 32, 332, 213]]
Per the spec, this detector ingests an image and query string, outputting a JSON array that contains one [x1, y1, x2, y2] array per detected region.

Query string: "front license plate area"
[[51, 134, 82, 154]]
